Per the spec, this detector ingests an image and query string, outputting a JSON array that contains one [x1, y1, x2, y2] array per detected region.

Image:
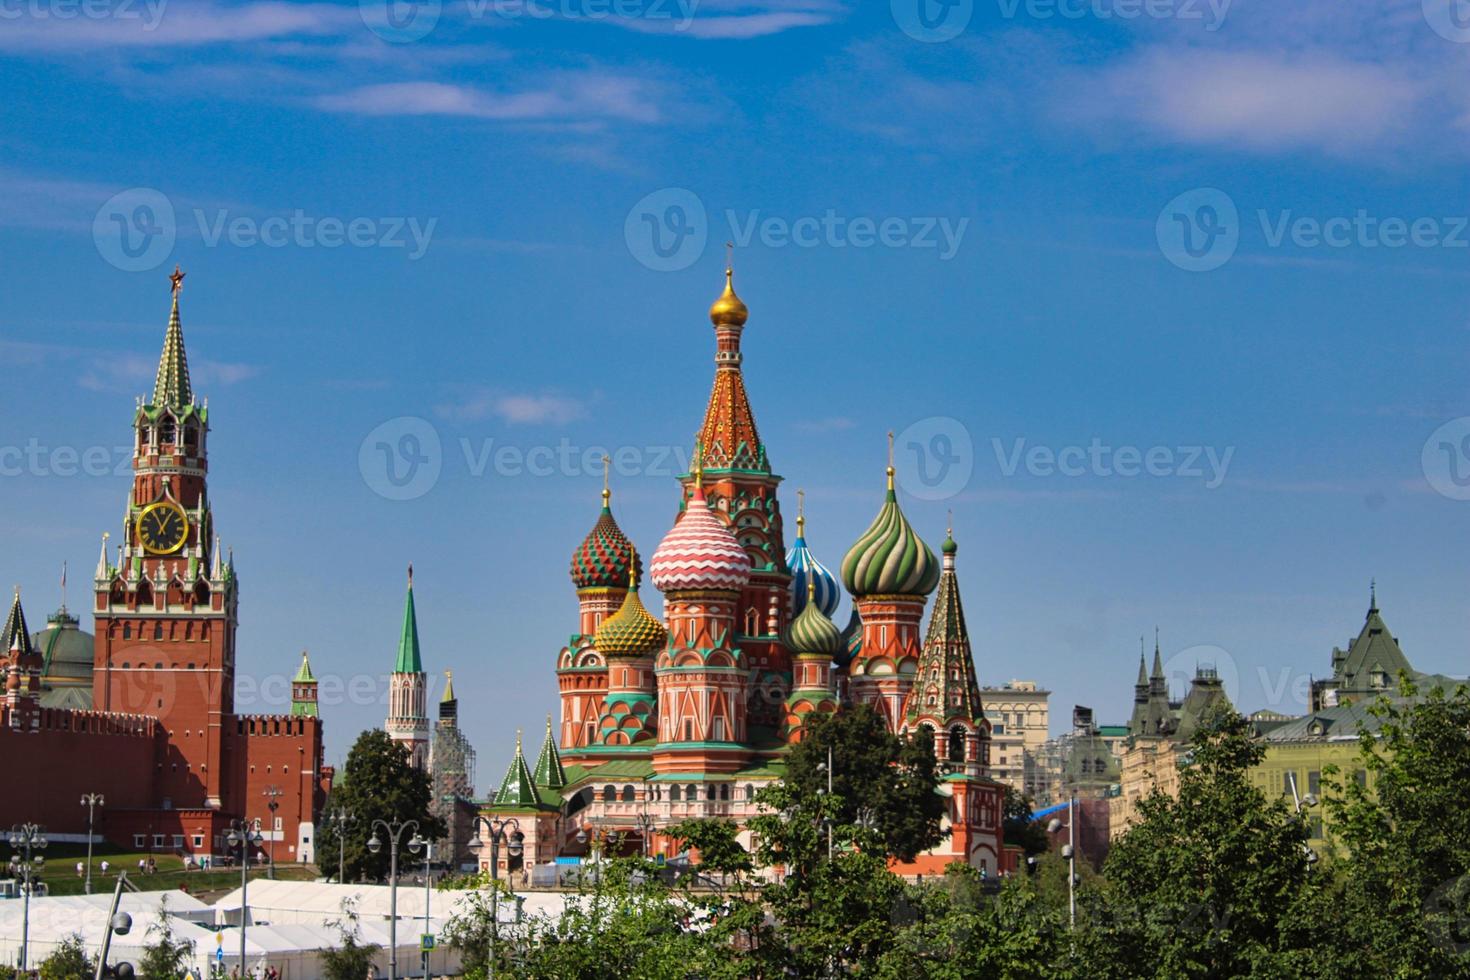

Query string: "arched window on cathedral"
[[745, 784, 755, 801], [602, 785, 616, 803], [669, 785, 681, 802], [948, 725, 967, 764], [621, 785, 635, 803], [686, 784, 698, 801], [719, 784, 730, 801], [744, 609, 759, 635]]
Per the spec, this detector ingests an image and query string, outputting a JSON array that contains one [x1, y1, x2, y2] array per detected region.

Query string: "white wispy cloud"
[[313, 76, 665, 124], [1064, 48, 1421, 155], [435, 389, 588, 425], [0, 1, 355, 51]]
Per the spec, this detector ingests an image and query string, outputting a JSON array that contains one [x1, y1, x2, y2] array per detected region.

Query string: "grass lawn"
[[14, 842, 319, 898]]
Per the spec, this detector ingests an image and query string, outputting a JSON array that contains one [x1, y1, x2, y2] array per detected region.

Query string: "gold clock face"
[[138, 501, 189, 555]]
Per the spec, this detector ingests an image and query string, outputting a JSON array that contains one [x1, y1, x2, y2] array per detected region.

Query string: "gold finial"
[[796, 488, 805, 535], [807, 579, 816, 601], [709, 250, 748, 327], [445, 668, 452, 681], [692, 439, 705, 490], [169, 264, 185, 298], [947, 509, 953, 538], [515, 728, 523, 754], [546, 713, 553, 736], [601, 454, 611, 507], [886, 431, 896, 491]]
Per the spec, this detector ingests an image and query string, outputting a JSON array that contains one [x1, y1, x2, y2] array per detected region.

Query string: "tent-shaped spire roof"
[[2, 588, 33, 657], [293, 650, 316, 683], [395, 564, 423, 674], [493, 730, 541, 807], [532, 715, 566, 790], [903, 535, 983, 727], [152, 265, 194, 409], [1332, 589, 1414, 693]]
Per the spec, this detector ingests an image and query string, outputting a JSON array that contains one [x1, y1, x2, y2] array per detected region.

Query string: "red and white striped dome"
[[650, 487, 752, 593]]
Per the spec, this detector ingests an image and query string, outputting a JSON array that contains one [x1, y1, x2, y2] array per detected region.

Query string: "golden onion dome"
[[709, 267, 748, 327], [593, 575, 668, 657]]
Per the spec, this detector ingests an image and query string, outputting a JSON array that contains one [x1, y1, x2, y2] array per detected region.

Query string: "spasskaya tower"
[[93, 265, 238, 810]]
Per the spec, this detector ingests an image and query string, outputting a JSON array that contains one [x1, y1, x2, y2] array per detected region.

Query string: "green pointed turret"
[[532, 715, 567, 790], [2, 588, 32, 656], [493, 730, 540, 806], [291, 651, 319, 717], [152, 266, 194, 410], [396, 564, 423, 674]]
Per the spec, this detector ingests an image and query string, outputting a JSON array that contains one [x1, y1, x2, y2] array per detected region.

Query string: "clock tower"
[[93, 266, 239, 810]]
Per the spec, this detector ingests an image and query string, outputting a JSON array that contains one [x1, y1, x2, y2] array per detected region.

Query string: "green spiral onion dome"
[[593, 574, 668, 656], [782, 592, 844, 660], [841, 467, 940, 598], [570, 492, 641, 590]]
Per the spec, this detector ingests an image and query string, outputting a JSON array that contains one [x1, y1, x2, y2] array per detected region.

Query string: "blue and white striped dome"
[[785, 506, 840, 619]]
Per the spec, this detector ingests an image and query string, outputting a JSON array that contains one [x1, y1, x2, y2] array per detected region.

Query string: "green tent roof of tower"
[[293, 651, 316, 684], [533, 717, 567, 789], [493, 731, 542, 807], [396, 566, 423, 674], [152, 267, 194, 410]]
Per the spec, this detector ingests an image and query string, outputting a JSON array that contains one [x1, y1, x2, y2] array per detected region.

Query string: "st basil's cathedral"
[[468, 267, 1006, 877]]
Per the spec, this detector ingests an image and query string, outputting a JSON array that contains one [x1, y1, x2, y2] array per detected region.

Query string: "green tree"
[[785, 705, 946, 861], [1324, 681, 1470, 978], [319, 897, 382, 980], [876, 868, 1073, 979], [315, 729, 444, 881], [138, 898, 198, 980], [487, 859, 715, 980], [1092, 708, 1323, 978], [39, 933, 95, 980], [1001, 788, 1049, 858]]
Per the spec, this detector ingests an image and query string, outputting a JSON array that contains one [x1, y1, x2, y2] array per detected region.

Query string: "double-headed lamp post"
[[327, 808, 353, 883], [262, 786, 283, 879], [225, 818, 264, 975], [368, 818, 426, 980], [80, 793, 105, 894], [1046, 793, 1079, 931], [7, 823, 47, 971], [468, 817, 523, 980]]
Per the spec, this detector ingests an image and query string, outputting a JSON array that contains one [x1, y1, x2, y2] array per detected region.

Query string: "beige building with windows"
[[981, 680, 1050, 799]]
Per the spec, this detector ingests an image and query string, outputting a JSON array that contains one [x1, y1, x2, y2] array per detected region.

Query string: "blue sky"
[[4, 0, 1470, 784]]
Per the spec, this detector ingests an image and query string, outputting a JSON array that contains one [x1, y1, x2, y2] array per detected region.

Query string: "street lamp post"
[[7, 823, 48, 971], [328, 808, 353, 883], [225, 818, 264, 976], [262, 786, 283, 879], [817, 745, 835, 860], [420, 841, 434, 980], [368, 818, 425, 980], [468, 817, 524, 980], [1046, 793, 1079, 930], [80, 794, 105, 894]]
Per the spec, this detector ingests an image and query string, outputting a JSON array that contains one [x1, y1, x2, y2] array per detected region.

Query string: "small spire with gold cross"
[[601, 454, 612, 509], [886, 430, 896, 492]]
